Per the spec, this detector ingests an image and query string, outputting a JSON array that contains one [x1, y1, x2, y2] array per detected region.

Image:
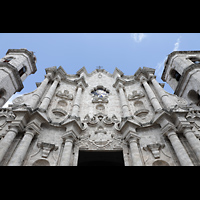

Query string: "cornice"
[[74, 76, 88, 89], [134, 67, 155, 81], [112, 77, 126, 89], [6, 48, 37, 74], [162, 51, 200, 81]]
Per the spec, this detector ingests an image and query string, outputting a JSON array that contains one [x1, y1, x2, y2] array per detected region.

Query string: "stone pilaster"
[[167, 130, 193, 166], [39, 75, 61, 112], [60, 131, 78, 166], [150, 75, 176, 109], [116, 83, 130, 117], [71, 83, 84, 117], [125, 131, 143, 166], [161, 120, 193, 166], [30, 73, 52, 109], [176, 115, 200, 162], [183, 127, 200, 161], [0, 126, 18, 164], [8, 129, 36, 166], [140, 77, 162, 113]]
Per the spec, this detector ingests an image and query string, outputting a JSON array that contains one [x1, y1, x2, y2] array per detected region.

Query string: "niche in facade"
[[134, 100, 149, 118], [188, 90, 200, 106], [170, 69, 181, 82], [32, 159, 50, 166], [152, 160, 170, 166]]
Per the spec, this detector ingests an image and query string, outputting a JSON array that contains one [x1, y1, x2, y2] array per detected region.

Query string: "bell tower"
[[0, 48, 37, 107], [162, 51, 200, 105]]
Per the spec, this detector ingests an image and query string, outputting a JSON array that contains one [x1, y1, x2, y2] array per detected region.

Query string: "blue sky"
[[1, 33, 200, 106]]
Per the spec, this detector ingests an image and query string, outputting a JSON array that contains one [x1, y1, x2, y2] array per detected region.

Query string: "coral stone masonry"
[[1, 49, 200, 166]]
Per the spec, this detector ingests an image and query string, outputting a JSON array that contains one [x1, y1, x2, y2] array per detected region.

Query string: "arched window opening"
[[3, 57, 14, 63], [0, 89, 6, 98], [91, 86, 109, 98], [188, 57, 200, 64], [170, 69, 181, 82], [188, 90, 200, 106], [19, 66, 27, 77]]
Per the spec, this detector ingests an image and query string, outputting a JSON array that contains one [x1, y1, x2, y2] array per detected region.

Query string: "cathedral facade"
[[0, 49, 200, 166]]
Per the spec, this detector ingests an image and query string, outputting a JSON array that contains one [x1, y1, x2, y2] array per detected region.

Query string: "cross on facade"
[[97, 66, 103, 69]]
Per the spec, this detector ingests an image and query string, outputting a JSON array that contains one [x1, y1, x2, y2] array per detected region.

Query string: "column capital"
[[54, 75, 62, 83], [76, 83, 85, 91], [182, 126, 195, 135], [25, 119, 41, 135], [25, 129, 36, 137], [176, 121, 192, 133], [75, 76, 88, 90], [7, 125, 19, 133], [45, 72, 53, 80], [149, 74, 157, 81], [115, 82, 125, 93], [140, 76, 148, 84], [161, 122, 177, 136], [124, 131, 140, 143], [62, 130, 78, 143]]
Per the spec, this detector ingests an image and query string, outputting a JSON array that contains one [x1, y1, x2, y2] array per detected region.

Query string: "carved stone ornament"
[[95, 126, 107, 134], [56, 90, 73, 100], [89, 139, 113, 149], [92, 96, 108, 103], [143, 143, 165, 159], [37, 142, 58, 158], [13, 96, 24, 105], [83, 114, 119, 126], [128, 90, 145, 101]]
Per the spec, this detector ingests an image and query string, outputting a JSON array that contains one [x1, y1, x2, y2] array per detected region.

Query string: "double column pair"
[[148, 75, 200, 165], [0, 125, 37, 166], [59, 84, 85, 166], [0, 73, 59, 165], [115, 83, 143, 165]]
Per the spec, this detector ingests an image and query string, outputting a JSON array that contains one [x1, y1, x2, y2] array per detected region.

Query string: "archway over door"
[[77, 150, 125, 166]]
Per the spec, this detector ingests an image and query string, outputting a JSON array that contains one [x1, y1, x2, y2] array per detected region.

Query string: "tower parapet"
[[0, 48, 37, 107]]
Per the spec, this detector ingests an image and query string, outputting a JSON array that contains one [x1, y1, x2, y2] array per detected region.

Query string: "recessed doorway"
[[77, 150, 125, 166]]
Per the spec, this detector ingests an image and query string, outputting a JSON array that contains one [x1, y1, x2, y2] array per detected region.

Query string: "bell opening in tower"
[[77, 150, 125, 166]]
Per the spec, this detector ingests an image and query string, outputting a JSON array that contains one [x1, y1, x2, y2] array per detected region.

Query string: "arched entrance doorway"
[[77, 150, 125, 166]]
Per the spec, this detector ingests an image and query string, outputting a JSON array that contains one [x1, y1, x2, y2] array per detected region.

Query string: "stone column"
[[140, 77, 162, 113], [0, 126, 18, 163], [30, 73, 52, 109], [71, 84, 83, 117], [183, 127, 200, 161], [8, 130, 35, 166], [39, 76, 61, 112], [117, 83, 130, 117], [125, 133, 143, 166], [167, 130, 193, 166], [60, 132, 77, 166], [151, 76, 176, 109]]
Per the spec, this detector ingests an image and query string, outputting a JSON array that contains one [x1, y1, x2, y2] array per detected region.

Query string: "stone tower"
[[1, 50, 200, 166], [0, 48, 37, 107], [162, 51, 200, 105]]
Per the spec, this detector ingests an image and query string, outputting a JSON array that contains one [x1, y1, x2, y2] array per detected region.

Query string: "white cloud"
[[155, 37, 181, 77], [131, 33, 147, 43], [155, 57, 167, 77], [173, 37, 181, 51]]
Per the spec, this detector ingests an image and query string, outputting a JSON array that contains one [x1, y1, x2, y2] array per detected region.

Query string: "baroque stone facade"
[[1, 50, 200, 166]]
